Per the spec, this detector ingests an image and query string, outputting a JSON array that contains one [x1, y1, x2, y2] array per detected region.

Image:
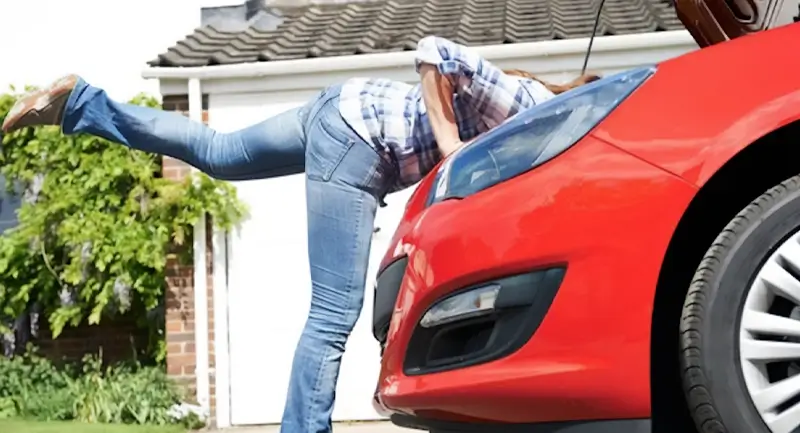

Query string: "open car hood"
[[674, 0, 799, 47]]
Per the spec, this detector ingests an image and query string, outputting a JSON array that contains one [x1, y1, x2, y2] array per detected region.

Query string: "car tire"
[[681, 175, 800, 433]]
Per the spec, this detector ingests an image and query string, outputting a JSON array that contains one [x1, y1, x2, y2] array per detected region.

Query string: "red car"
[[371, 2, 800, 433]]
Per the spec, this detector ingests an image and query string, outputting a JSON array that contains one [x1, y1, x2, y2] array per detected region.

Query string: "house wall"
[[159, 94, 218, 423]]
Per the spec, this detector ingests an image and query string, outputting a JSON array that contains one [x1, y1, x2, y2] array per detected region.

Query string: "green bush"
[[0, 350, 202, 428], [0, 352, 72, 421], [0, 87, 246, 361]]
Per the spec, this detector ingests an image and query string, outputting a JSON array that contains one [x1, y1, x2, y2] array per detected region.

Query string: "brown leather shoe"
[[2, 74, 79, 133]]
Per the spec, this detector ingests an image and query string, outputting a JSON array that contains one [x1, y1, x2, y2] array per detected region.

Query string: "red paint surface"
[[595, 23, 800, 188], [374, 23, 800, 425]]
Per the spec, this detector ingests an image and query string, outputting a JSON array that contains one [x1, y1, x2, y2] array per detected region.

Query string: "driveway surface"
[[208, 421, 410, 432]]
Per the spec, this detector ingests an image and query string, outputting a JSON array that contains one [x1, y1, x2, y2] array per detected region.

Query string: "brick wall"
[[35, 316, 150, 364], [161, 94, 217, 424]]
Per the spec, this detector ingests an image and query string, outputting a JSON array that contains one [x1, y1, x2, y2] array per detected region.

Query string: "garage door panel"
[[226, 176, 395, 424], [226, 175, 311, 425]]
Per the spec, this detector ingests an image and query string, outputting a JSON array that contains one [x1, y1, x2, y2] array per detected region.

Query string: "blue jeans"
[[63, 79, 394, 432]]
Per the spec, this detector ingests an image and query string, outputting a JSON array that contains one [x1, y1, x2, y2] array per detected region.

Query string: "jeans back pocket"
[[306, 110, 356, 182]]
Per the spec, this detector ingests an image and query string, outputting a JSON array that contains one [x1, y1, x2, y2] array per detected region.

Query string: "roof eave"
[[142, 30, 695, 81]]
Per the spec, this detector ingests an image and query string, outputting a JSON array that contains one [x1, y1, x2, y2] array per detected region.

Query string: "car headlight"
[[427, 66, 656, 205]]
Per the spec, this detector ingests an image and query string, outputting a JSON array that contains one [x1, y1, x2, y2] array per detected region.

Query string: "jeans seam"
[[345, 192, 366, 321], [307, 344, 333, 433], [340, 192, 366, 353]]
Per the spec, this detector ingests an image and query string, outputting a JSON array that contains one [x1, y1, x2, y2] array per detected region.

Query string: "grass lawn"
[[0, 420, 186, 433]]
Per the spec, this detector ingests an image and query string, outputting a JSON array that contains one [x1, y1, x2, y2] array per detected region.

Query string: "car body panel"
[[372, 19, 800, 430], [593, 22, 800, 188], [376, 136, 697, 423], [379, 165, 441, 272]]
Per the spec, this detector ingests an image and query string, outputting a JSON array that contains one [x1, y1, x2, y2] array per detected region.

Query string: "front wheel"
[[681, 175, 800, 433]]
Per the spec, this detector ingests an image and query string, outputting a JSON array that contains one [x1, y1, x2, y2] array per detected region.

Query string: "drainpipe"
[[188, 77, 211, 416]]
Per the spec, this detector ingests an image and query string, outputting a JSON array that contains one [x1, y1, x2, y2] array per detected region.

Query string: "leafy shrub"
[[0, 87, 246, 360], [0, 350, 202, 428], [0, 348, 72, 420]]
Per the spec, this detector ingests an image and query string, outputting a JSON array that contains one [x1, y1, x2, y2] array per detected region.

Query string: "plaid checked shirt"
[[338, 36, 555, 192]]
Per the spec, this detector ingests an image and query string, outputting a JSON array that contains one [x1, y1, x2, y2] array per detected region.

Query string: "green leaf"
[[0, 88, 246, 361]]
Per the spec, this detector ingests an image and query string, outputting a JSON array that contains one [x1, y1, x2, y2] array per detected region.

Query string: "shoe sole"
[[2, 74, 78, 133]]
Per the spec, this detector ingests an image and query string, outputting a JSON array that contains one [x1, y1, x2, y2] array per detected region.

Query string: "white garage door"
[[210, 92, 414, 425]]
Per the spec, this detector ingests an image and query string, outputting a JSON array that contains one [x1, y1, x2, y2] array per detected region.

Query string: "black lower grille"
[[404, 267, 566, 375], [372, 256, 408, 344]]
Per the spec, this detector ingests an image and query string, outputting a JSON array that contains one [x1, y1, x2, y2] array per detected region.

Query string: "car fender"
[[592, 22, 800, 188]]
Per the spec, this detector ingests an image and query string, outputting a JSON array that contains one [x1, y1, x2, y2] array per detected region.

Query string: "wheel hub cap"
[[741, 231, 800, 433]]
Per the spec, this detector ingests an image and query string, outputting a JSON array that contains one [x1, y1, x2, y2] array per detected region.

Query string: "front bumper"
[[372, 135, 699, 425], [391, 414, 651, 433]]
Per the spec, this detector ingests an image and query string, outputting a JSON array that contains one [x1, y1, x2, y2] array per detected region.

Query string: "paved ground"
[[209, 421, 411, 432]]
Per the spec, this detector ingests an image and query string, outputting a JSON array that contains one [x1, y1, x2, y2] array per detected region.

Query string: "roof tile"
[[149, 0, 684, 67]]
